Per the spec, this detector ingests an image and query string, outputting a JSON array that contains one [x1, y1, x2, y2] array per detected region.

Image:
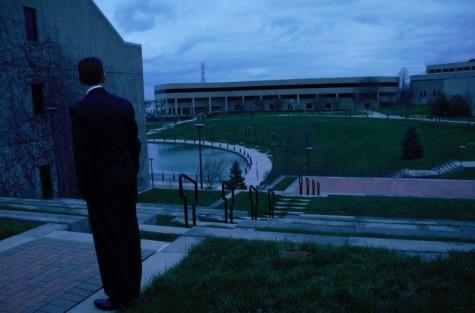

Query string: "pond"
[[148, 143, 248, 181]]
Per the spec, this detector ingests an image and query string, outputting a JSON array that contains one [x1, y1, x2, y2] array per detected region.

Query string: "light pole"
[[305, 146, 313, 175], [149, 158, 154, 188], [271, 142, 277, 171], [195, 123, 205, 189], [283, 142, 288, 173]]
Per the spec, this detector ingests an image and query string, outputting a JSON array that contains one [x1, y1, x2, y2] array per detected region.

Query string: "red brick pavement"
[[0, 238, 153, 313], [292, 176, 475, 199]]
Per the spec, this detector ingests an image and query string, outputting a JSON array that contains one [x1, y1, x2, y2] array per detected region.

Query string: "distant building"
[[411, 60, 475, 110], [0, 0, 149, 198], [154, 77, 399, 116]]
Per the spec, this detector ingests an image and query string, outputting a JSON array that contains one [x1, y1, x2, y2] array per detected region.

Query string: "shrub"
[[430, 95, 449, 117], [449, 95, 471, 117], [401, 126, 424, 159]]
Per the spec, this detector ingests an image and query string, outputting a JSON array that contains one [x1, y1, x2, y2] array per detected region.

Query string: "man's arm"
[[128, 103, 141, 175], [69, 105, 93, 200]]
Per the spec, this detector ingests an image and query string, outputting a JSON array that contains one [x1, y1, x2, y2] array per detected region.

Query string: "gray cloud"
[[94, 0, 475, 99]]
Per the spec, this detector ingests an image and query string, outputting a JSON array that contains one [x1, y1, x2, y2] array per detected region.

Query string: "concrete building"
[[0, 0, 149, 198], [411, 60, 475, 110], [154, 77, 399, 116]]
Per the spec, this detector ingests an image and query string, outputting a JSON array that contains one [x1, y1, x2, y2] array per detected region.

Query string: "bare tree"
[[202, 157, 227, 189], [398, 67, 412, 107]]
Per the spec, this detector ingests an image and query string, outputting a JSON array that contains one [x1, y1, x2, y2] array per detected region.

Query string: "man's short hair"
[[78, 57, 104, 86]]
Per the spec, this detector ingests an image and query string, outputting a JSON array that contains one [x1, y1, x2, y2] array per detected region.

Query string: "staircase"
[[273, 195, 310, 216], [393, 160, 464, 178]]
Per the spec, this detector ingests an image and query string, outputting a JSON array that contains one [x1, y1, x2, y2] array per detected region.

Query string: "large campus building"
[[411, 60, 475, 109], [0, 0, 149, 198], [154, 77, 399, 116]]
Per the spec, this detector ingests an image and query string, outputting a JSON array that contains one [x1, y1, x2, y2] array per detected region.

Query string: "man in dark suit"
[[69, 57, 142, 311]]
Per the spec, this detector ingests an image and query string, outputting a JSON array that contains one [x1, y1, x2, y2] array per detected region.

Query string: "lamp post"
[[283, 142, 288, 173], [195, 123, 205, 189], [271, 142, 277, 171], [149, 158, 154, 188], [305, 146, 313, 175]]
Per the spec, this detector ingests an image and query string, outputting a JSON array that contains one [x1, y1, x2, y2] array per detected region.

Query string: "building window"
[[463, 67, 470, 71], [433, 91, 437, 96], [24, 7, 38, 41], [39, 165, 53, 199], [32, 83, 43, 114], [456, 67, 463, 71], [443, 69, 448, 72]]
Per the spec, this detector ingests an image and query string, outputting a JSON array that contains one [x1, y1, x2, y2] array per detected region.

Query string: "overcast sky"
[[94, 0, 475, 100]]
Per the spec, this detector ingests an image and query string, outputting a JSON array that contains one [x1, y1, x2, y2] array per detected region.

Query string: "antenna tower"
[[201, 62, 206, 82]]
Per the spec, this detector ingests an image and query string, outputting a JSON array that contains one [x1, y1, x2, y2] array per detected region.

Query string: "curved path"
[[289, 176, 475, 199], [148, 138, 272, 188]]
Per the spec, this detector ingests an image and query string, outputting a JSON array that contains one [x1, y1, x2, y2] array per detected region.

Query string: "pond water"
[[148, 143, 248, 179]]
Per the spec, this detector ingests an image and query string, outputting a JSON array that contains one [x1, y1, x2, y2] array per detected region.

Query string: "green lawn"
[[139, 188, 222, 206], [221, 191, 272, 217], [0, 218, 40, 240], [146, 122, 167, 131], [272, 176, 297, 191], [376, 104, 431, 117], [307, 195, 475, 221], [124, 238, 475, 313], [435, 168, 475, 180], [140, 231, 180, 242], [152, 114, 475, 177]]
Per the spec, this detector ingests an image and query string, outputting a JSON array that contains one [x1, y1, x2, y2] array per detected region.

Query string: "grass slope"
[[0, 218, 40, 239], [139, 188, 222, 206], [308, 195, 475, 221], [124, 238, 475, 313], [153, 115, 475, 177]]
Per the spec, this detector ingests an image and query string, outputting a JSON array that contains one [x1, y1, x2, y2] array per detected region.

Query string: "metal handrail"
[[298, 175, 303, 195], [222, 181, 235, 223], [305, 177, 310, 195], [267, 189, 276, 218], [249, 185, 258, 220], [179, 174, 198, 227], [311, 179, 315, 195]]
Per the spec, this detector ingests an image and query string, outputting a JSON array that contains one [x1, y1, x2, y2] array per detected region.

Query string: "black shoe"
[[93, 298, 122, 311]]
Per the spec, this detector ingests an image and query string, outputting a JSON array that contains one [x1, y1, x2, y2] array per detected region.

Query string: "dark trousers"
[[87, 164, 141, 306]]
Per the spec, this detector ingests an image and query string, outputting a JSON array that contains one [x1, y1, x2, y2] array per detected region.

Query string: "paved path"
[[288, 176, 475, 199], [148, 138, 272, 188]]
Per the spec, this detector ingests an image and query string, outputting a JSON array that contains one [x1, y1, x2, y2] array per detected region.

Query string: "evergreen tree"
[[227, 161, 246, 189], [401, 126, 424, 159]]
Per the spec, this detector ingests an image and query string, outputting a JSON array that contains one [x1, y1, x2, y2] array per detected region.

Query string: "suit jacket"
[[69, 87, 141, 201]]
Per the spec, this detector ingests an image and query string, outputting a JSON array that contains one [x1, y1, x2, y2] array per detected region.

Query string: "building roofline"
[[87, 0, 141, 49], [155, 76, 399, 90]]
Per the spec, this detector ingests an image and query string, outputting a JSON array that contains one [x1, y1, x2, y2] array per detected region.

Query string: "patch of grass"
[[308, 195, 475, 221], [0, 218, 41, 240], [257, 227, 475, 243], [272, 176, 297, 191], [146, 122, 167, 131], [153, 114, 475, 177], [0, 205, 85, 216], [140, 231, 179, 242], [155, 215, 184, 227], [434, 168, 475, 180], [222, 191, 271, 217], [139, 188, 222, 206], [124, 238, 475, 313]]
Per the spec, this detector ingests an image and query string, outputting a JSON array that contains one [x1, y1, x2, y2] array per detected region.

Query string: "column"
[[208, 97, 212, 113], [336, 93, 339, 110], [297, 94, 300, 109], [192, 98, 196, 115], [165, 98, 169, 115], [225, 97, 228, 112], [180, 101, 183, 116]]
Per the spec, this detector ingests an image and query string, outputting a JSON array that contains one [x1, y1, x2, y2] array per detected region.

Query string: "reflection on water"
[[148, 143, 247, 178]]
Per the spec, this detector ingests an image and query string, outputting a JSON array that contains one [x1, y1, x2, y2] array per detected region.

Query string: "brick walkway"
[[290, 176, 475, 199], [0, 238, 153, 313]]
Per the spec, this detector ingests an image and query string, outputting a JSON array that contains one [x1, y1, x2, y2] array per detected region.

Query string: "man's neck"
[[86, 84, 103, 95]]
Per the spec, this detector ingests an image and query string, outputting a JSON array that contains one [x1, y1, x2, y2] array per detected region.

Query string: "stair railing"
[[249, 185, 258, 220], [267, 189, 276, 218], [179, 174, 198, 227]]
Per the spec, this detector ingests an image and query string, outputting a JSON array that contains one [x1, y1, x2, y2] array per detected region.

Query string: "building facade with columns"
[[154, 76, 399, 116], [411, 60, 475, 111]]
